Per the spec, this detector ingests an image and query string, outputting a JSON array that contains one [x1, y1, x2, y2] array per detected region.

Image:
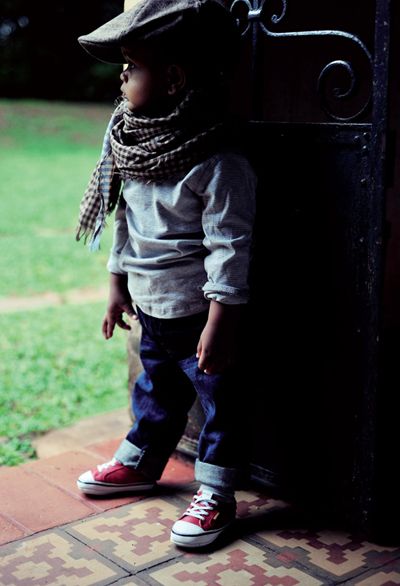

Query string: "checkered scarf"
[[76, 90, 224, 249]]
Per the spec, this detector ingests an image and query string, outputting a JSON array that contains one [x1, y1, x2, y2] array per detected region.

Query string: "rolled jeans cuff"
[[195, 459, 239, 493], [114, 439, 167, 480]]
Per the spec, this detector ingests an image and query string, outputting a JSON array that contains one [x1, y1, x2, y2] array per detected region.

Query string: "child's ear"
[[167, 64, 186, 95]]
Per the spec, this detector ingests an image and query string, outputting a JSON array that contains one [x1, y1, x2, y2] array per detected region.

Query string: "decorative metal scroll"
[[230, 0, 373, 122]]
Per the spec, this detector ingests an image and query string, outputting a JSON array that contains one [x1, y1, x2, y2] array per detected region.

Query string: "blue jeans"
[[114, 306, 247, 493]]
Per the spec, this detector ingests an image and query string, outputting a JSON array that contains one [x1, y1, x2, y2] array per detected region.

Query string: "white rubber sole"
[[170, 523, 231, 548], [76, 480, 155, 495]]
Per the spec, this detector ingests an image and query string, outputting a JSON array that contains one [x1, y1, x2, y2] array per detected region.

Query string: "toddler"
[[76, 0, 257, 548]]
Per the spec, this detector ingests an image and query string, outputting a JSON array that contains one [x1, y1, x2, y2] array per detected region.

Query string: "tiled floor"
[[1, 439, 400, 586]]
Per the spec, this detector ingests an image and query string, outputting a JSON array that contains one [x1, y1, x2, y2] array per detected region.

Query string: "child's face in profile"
[[120, 44, 178, 116]]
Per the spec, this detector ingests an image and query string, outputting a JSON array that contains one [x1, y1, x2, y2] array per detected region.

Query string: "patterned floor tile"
[[0, 530, 128, 586], [111, 577, 155, 585], [346, 570, 400, 585], [253, 527, 400, 582], [236, 489, 289, 518], [165, 486, 289, 517], [341, 557, 400, 585], [144, 540, 325, 585], [65, 498, 183, 573]]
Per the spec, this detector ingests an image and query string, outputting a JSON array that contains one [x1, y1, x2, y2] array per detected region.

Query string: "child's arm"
[[102, 272, 137, 340], [198, 154, 257, 373], [197, 300, 244, 374], [103, 196, 137, 339]]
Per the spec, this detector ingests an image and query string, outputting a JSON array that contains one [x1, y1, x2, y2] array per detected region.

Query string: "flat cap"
[[78, 0, 233, 64]]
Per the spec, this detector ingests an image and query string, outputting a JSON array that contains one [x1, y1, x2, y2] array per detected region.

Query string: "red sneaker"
[[170, 489, 236, 548], [77, 458, 155, 495]]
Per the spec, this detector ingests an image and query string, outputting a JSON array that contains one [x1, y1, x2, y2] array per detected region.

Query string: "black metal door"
[[237, 0, 392, 534], [179, 0, 392, 537]]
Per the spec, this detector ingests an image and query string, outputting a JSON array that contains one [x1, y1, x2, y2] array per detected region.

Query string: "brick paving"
[[1, 440, 400, 585]]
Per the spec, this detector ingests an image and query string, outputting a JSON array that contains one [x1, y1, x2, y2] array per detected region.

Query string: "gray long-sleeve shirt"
[[107, 150, 257, 318]]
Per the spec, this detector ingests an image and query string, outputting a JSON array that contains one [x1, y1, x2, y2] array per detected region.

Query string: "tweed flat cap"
[[78, 0, 233, 64]]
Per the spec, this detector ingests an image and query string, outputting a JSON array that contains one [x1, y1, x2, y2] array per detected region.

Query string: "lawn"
[[0, 100, 116, 296], [0, 100, 130, 465]]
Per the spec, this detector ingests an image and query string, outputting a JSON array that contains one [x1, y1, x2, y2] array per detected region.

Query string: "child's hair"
[[126, 5, 240, 89]]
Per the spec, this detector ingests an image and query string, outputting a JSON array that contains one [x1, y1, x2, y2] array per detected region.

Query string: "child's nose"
[[120, 70, 128, 82]]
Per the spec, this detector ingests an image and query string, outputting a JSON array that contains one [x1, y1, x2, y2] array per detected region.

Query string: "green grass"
[[0, 100, 115, 296], [0, 100, 130, 465], [0, 303, 129, 466]]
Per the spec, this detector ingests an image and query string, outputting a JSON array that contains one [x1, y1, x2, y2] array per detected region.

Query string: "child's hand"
[[197, 301, 243, 375], [102, 273, 137, 339]]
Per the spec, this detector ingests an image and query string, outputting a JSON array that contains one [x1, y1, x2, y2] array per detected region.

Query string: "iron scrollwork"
[[230, 0, 373, 122]]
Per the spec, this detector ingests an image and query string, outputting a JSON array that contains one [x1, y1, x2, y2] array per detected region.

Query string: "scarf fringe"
[[75, 223, 106, 250], [75, 226, 88, 243]]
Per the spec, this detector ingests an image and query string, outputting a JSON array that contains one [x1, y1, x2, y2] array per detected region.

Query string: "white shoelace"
[[97, 458, 117, 472], [184, 493, 218, 521]]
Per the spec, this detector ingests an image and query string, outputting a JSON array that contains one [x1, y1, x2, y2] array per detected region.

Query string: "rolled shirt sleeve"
[[200, 153, 257, 305]]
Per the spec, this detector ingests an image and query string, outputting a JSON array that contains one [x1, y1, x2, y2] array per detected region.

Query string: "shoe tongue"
[[199, 489, 213, 501]]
